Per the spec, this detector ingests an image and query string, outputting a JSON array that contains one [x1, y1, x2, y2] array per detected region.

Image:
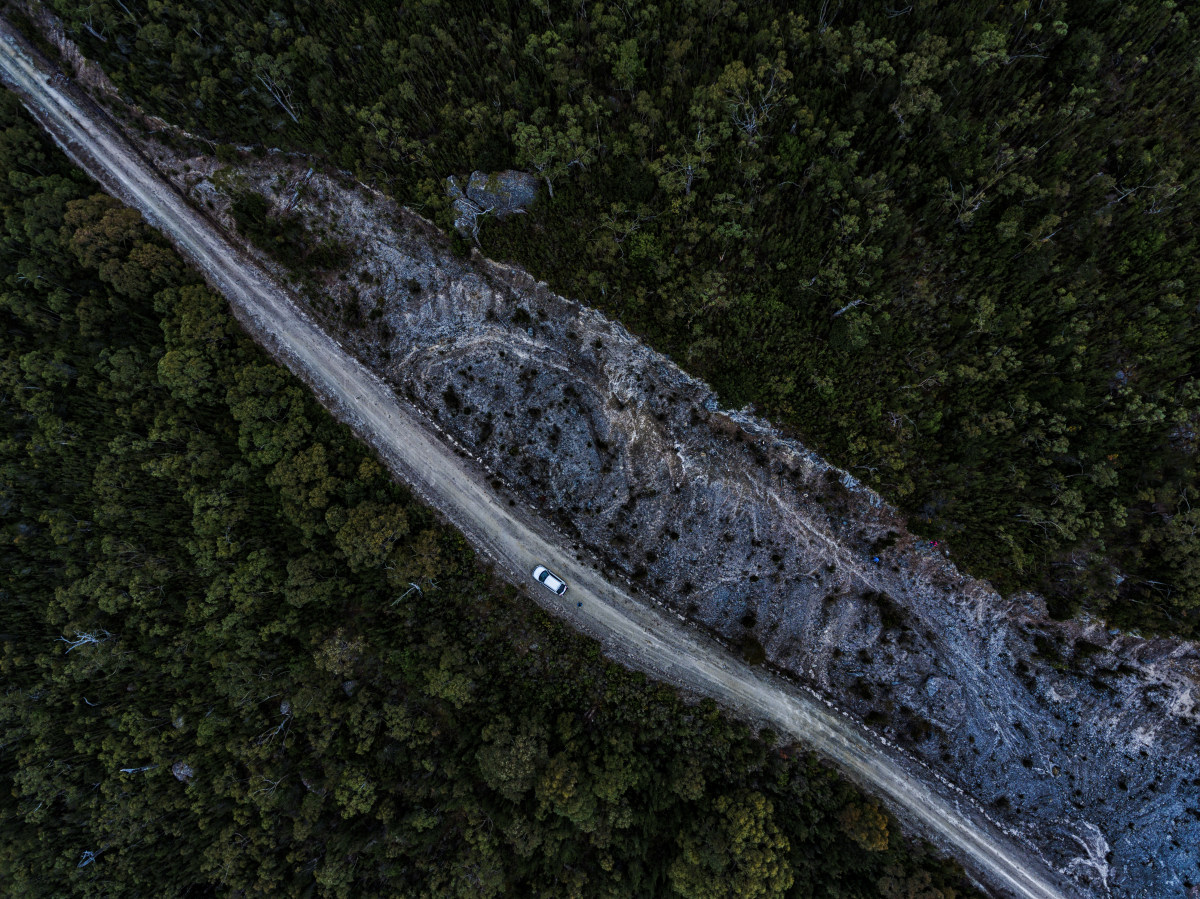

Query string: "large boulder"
[[446, 170, 539, 240], [465, 170, 538, 217]]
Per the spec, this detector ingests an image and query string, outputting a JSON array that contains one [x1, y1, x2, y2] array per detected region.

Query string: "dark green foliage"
[[229, 188, 348, 271], [40, 0, 1200, 636], [0, 93, 977, 898], [740, 634, 767, 666]]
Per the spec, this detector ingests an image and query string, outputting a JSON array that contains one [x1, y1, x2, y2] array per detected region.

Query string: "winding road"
[[0, 20, 1082, 899]]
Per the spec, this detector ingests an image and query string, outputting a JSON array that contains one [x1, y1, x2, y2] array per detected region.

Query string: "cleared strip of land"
[[0, 22, 1079, 899]]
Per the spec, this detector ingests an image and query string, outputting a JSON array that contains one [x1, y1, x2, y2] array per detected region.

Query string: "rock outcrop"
[[446, 170, 539, 240]]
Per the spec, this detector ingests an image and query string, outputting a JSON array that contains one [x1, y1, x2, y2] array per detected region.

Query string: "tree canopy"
[[0, 90, 977, 898]]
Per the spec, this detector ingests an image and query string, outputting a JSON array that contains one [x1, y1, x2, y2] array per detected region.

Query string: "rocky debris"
[[171, 760, 195, 783], [145, 148, 1200, 899], [446, 170, 538, 241]]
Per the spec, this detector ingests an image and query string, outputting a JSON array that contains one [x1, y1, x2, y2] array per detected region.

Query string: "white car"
[[532, 565, 567, 596]]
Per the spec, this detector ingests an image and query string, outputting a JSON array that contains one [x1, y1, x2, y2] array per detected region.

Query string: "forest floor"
[[2, 13, 1199, 899]]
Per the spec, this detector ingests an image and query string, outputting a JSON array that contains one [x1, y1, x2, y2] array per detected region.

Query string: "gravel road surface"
[[0, 20, 1083, 899]]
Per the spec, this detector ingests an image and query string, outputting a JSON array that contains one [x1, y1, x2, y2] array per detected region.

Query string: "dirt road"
[[0, 22, 1082, 899]]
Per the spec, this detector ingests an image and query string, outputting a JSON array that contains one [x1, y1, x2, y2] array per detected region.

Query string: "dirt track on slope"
[[0, 21, 1082, 899]]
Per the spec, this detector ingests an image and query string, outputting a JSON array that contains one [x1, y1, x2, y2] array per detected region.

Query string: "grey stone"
[[465, 170, 538, 218], [446, 170, 539, 240]]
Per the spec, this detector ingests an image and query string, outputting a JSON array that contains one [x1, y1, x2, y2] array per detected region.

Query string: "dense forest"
[[28, 0, 1200, 636], [0, 91, 979, 896]]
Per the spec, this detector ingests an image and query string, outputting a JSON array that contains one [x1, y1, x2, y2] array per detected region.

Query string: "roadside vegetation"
[[31, 0, 1200, 637], [0, 91, 980, 898]]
